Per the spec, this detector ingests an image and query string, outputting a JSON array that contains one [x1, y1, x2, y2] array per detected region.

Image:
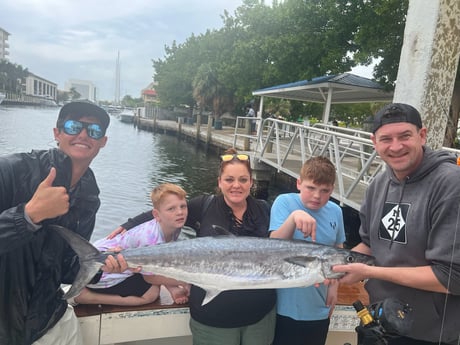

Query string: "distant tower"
[[114, 51, 121, 105]]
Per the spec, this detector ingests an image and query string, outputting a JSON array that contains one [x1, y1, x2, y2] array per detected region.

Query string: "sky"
[[1, 0, 372, 102], [1, 0, 245, 101]]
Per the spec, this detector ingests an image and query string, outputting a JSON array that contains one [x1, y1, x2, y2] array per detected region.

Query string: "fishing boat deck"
[[76, 283, 368, 345]]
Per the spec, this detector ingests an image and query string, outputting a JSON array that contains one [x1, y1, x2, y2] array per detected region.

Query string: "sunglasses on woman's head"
[[61, 119, 105, 140], [220, 154, 250, 162]]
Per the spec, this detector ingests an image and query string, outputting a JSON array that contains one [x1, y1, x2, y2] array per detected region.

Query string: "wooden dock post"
[[196, 114, 202, 141], [206, 116, 213, 144], [250, 158, 272, 200]]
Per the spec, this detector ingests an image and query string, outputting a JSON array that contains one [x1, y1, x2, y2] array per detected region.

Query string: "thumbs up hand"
[[25, 168, 70, 224]]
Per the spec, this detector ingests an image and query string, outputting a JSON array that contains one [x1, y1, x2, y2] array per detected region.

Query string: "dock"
[[134, 114, 460, 212]]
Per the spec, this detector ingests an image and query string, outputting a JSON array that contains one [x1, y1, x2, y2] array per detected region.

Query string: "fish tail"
[[49, 225, 105, 299]]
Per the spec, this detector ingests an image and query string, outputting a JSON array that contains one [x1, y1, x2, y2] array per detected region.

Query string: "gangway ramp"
[[232, 117, 460, 211], [248, 119, 380, 210], [235, 118, 383, 211]]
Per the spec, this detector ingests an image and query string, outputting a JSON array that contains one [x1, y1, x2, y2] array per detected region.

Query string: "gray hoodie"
[[360, 147, 460, 344]]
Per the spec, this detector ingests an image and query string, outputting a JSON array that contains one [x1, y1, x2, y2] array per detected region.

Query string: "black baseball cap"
[[57, 100, 110, 131], [372, 103, 422, 134]]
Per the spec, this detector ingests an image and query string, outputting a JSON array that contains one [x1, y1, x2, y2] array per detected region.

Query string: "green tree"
[[121, 95, 144, 108], [153, 0, 367, 117], [151, 0, 459, 142], [69, 87, 81, 101], [153, 37, 201, 112], [192, 64, 234, 120], [351, 0, 409, 86], [0, 60, 28, 94]]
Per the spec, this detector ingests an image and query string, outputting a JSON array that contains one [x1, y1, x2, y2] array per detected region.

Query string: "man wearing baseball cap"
[[57, 100, 110, 132], [0, 100, 129, 344], [334, 103, 460, 344]]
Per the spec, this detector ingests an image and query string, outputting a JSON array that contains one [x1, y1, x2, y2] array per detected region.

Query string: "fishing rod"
[[351, 298, 412, 345]]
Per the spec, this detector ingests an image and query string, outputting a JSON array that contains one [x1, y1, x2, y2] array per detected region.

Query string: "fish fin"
[[50, 225, 101, 257], [285, 256, 317, 267], [49, 225, 105, 299], [201, 289, 223, 306]]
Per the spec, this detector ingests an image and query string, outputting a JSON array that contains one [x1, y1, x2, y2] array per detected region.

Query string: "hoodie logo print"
[[379, 202, 409, 244]]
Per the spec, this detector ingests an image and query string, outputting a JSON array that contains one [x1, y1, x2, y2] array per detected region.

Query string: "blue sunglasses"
[[61, 119, 105, 140]]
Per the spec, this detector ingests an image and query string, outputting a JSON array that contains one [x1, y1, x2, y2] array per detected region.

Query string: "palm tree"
[[69, 87, 81, 100], [192, 64, 232, 123], [0, 61, 28, 94]]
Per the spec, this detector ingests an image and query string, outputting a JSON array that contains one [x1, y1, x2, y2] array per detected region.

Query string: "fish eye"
[[346, 255, 355, 263]]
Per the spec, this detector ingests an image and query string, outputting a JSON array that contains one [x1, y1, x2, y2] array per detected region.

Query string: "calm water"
[[0, 106, 289, 241], [0, 106, 224, 240]]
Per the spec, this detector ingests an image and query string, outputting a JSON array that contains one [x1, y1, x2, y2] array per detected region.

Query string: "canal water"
[[0, 106, 295, 241]]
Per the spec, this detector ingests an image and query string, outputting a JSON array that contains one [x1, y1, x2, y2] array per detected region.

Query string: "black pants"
[[273, 314, 329, 345], [87, 273, 151, 297]]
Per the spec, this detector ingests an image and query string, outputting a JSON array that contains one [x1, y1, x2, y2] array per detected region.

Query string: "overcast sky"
[[1, 0, 372, 101], [1, 0, 246, 100]]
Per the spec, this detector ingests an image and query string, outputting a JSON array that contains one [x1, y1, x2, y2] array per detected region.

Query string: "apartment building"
[[0, 27, 10, 60]]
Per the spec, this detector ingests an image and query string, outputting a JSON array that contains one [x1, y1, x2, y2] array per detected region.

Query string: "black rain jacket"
[[0, 149, 101, 345]]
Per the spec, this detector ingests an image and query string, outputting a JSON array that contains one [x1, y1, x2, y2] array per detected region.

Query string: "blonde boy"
[[74, 183, 190, 306]]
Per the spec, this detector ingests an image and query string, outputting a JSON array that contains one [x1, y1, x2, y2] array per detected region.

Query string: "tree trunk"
[[443, 80, 460, 147]]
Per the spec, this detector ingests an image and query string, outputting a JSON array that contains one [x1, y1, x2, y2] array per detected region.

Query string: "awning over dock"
[[252, 72, 394, 123]]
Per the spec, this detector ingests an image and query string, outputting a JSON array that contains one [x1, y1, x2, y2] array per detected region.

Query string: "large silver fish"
[[52, 225, 374, 305]]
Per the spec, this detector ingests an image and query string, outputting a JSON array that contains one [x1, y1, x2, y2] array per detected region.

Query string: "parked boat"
[[119, 109, 134, 123], [39, 95, 58, 107], [107, 105, 123, 117], [76, 283, 367, 345]]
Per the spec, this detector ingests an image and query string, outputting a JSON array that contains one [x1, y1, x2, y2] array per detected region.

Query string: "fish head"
[[321, 247, 375, 279]]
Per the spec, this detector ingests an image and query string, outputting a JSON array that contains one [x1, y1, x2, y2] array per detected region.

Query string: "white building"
[[25, 73, 57, 100], [0, 27, 10, 60], [65, 79, 97, 101]]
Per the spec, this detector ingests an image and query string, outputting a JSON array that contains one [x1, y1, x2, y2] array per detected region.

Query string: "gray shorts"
[[189, 306, 276, 345]]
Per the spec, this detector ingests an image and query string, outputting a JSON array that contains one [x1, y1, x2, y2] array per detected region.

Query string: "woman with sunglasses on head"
[[185, 147, 276, 345], [0, 101, 130, 345], [107, 147, 276, 345]]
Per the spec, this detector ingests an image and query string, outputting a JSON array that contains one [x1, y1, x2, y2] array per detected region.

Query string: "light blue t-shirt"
[[269, 193, 345, 321]]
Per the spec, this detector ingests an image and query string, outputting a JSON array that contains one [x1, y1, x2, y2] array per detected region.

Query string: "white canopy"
[[252, 72, 394, 123]]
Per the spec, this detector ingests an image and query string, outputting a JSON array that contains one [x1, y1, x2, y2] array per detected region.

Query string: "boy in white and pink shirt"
[[73, 183, 190, 306]]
